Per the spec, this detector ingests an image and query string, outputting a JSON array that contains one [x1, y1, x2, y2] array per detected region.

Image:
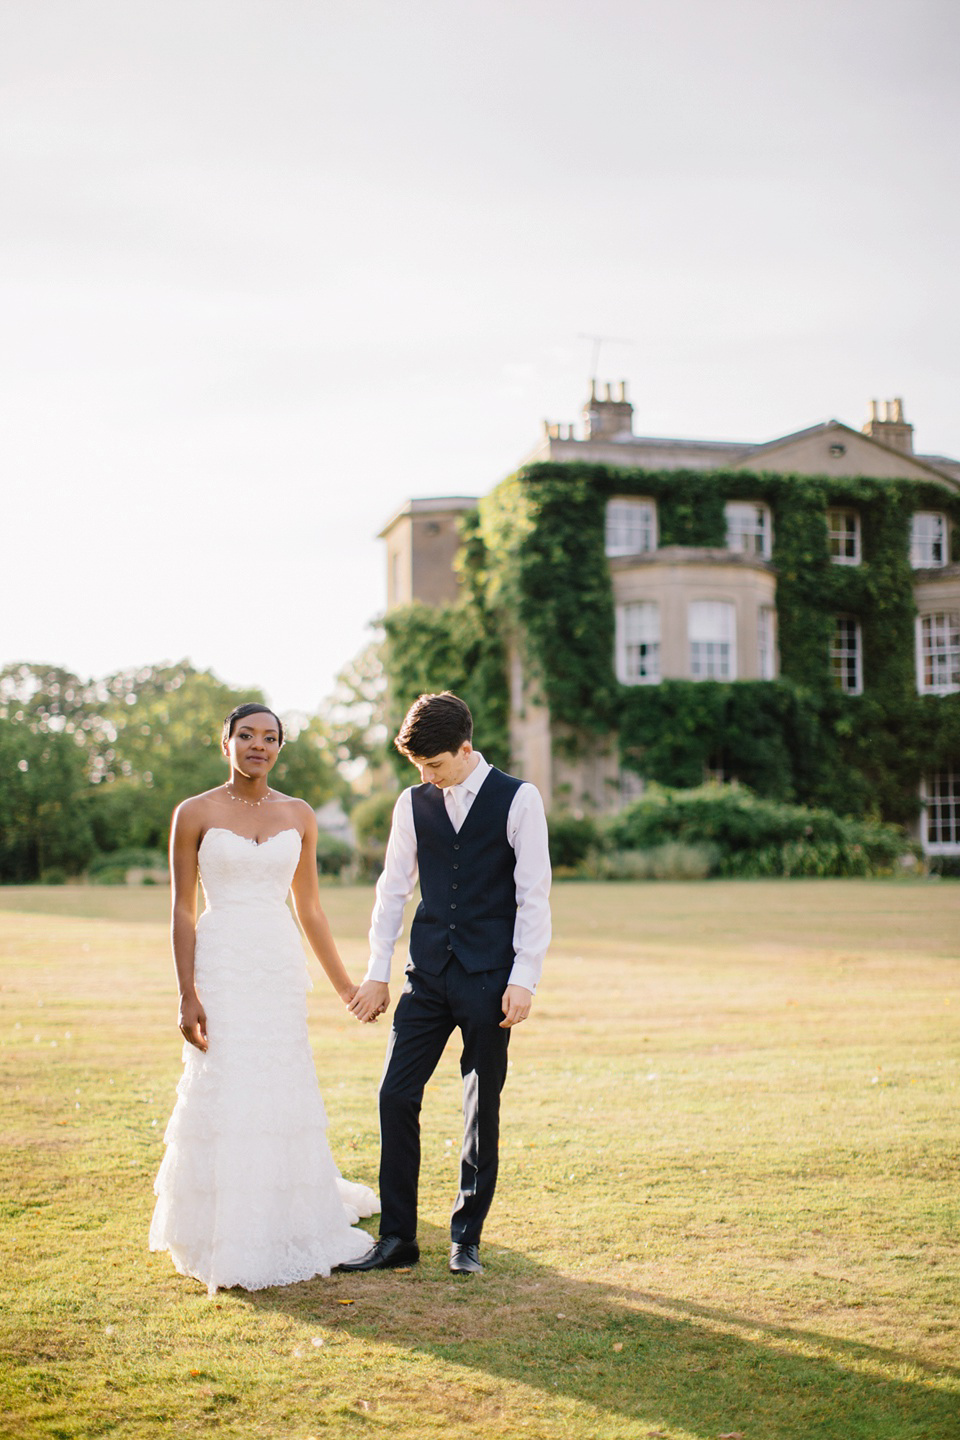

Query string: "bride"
[[149, 702, 377, 1293]]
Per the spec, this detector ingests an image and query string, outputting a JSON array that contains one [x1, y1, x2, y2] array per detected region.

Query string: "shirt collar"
[[458, 751, 489, 796]]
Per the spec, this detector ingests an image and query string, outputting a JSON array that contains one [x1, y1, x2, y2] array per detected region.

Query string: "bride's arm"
[[290, 810, 356, 1005], [170, 801, 207, 1051]]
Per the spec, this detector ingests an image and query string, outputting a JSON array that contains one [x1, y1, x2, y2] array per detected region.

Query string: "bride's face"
[[223, 711, 282, 779]]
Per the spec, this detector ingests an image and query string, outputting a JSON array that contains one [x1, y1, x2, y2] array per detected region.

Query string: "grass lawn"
[[0, 879, 958, 1440]]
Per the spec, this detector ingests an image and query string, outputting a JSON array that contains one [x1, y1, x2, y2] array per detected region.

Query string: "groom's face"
[[411, 742, 474, 789]]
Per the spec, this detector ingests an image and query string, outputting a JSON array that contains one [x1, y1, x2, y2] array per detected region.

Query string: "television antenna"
[[577, 333, 635, 385]]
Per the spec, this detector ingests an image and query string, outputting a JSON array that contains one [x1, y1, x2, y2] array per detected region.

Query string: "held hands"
[[500, 983, 533, 1028], [179, 993, 208, 1052], [348, 979, 390, 1024], [344, 979, 531, 1026]]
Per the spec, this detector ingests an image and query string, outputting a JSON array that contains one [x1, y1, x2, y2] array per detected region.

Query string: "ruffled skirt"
[[149, 905, 377, 1293]]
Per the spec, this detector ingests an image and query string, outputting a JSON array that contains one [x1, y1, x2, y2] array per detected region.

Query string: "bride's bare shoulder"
[[268, 792, 311, 813], [269, 793, 316, 827], [173, 789, 227, 828]]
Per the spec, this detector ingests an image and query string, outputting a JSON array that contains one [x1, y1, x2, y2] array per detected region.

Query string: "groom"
[[341, 691, 551, 1274]]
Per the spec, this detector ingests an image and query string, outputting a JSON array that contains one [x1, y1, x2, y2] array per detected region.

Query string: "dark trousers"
[[378, 957, 511, 1245]]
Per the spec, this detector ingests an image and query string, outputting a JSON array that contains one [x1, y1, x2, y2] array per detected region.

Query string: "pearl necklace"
[[225, 784, 272, 809]]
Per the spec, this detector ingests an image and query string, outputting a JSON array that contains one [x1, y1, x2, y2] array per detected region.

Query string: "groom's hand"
[[500, 984, 533, 1028], [348, 980, 390, 1024]]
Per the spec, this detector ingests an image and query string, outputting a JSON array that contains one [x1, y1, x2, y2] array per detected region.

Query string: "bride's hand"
[[340, 982, 359, 1007], [348, 979, 390, 1024], [178, 992, 208, 1052]]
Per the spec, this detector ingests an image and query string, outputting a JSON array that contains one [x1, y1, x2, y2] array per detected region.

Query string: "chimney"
[[862, 397, 914, 454], [583, 379, 634, 440]]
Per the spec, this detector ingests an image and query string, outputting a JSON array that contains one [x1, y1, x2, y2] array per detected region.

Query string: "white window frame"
[[757, 606, 776, 680], [725, 501, 772, 559], [615, 601, 661, 685], [605, 498, 657, 557], [916, 612, 960, 695], [910, 512, 948, 569], [921, 772, 960, 854], [689, 600, 737, 680], [830, 615, 863, 695], [827, 508, 861, 565]]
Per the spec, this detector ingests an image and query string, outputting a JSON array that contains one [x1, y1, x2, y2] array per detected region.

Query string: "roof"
[[740, 420, 959, 487], [524, 418, 959, 490], [378, 495, 480, 538]]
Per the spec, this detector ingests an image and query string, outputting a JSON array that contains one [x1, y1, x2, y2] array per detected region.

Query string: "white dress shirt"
[[366, 753, 552, 994]]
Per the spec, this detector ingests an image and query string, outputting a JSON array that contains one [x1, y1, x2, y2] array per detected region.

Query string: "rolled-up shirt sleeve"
[[365, 789, 419, 984], [506, 783, 552, 994]]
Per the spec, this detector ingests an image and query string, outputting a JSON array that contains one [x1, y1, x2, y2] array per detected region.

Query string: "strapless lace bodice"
[[198, 826, 301, 912]]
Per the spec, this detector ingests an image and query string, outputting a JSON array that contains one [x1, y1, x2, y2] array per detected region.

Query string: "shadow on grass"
[[240, 1225, 960, 1440]]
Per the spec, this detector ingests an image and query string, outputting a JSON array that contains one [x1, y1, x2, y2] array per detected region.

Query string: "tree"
[[271, 715, 344, 808], [381, 604, 510, 775], [0, 662, 113, 751], [0, 717, 95, 880], [1, 660, 272, 852], [86, 662, 267, 849], [321, 637, 390, 782], [0, 658, 349, 869]]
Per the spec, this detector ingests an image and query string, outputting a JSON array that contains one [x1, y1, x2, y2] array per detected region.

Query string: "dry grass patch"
[[0, 880, 958, 1439]]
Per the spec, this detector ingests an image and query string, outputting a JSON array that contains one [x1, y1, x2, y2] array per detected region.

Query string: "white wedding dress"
[[149, 826, 377, 1294]]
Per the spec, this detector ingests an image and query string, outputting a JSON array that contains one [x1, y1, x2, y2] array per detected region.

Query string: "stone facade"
[[610, 549, 778, 682], [380, 386, 960, 851], [379, 496, 479, 609]]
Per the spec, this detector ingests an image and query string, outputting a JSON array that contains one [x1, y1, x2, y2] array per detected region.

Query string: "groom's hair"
[[222, 702, 285, 748], [395, 692, 473, 759]]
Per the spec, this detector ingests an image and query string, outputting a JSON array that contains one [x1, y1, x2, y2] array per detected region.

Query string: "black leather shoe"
[[336, 1236, 420, 1272], [449, 1242, 483, 1274]]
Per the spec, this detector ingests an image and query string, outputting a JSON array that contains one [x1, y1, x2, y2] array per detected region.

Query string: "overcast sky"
[[3, 0, 959, 717]]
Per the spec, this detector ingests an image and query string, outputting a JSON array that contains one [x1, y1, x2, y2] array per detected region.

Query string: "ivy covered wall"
[[383, 461, 960, 824], [381, 508, 510, 776]]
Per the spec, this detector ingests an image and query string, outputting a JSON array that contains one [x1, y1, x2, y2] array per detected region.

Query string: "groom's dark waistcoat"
[[409, 767, 523, 976]]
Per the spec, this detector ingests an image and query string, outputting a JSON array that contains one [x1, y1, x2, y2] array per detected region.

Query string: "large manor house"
[[380, 385, 960, 858]]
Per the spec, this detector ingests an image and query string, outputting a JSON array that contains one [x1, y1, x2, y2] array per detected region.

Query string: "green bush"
[[720, 840, 873, 878], [314, 830, 354, 877], [349, 790, 399, 881], [927, 855, 960, 879], [350, 792, 398, 848], [87, 848, 168, 881], [586, 842, 719, 881], [606, 783, 911, 878], [547, 812, 601, 870]]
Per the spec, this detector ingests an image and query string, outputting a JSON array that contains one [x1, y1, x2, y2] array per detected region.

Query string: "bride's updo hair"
[[222, 702, 284, 748]]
